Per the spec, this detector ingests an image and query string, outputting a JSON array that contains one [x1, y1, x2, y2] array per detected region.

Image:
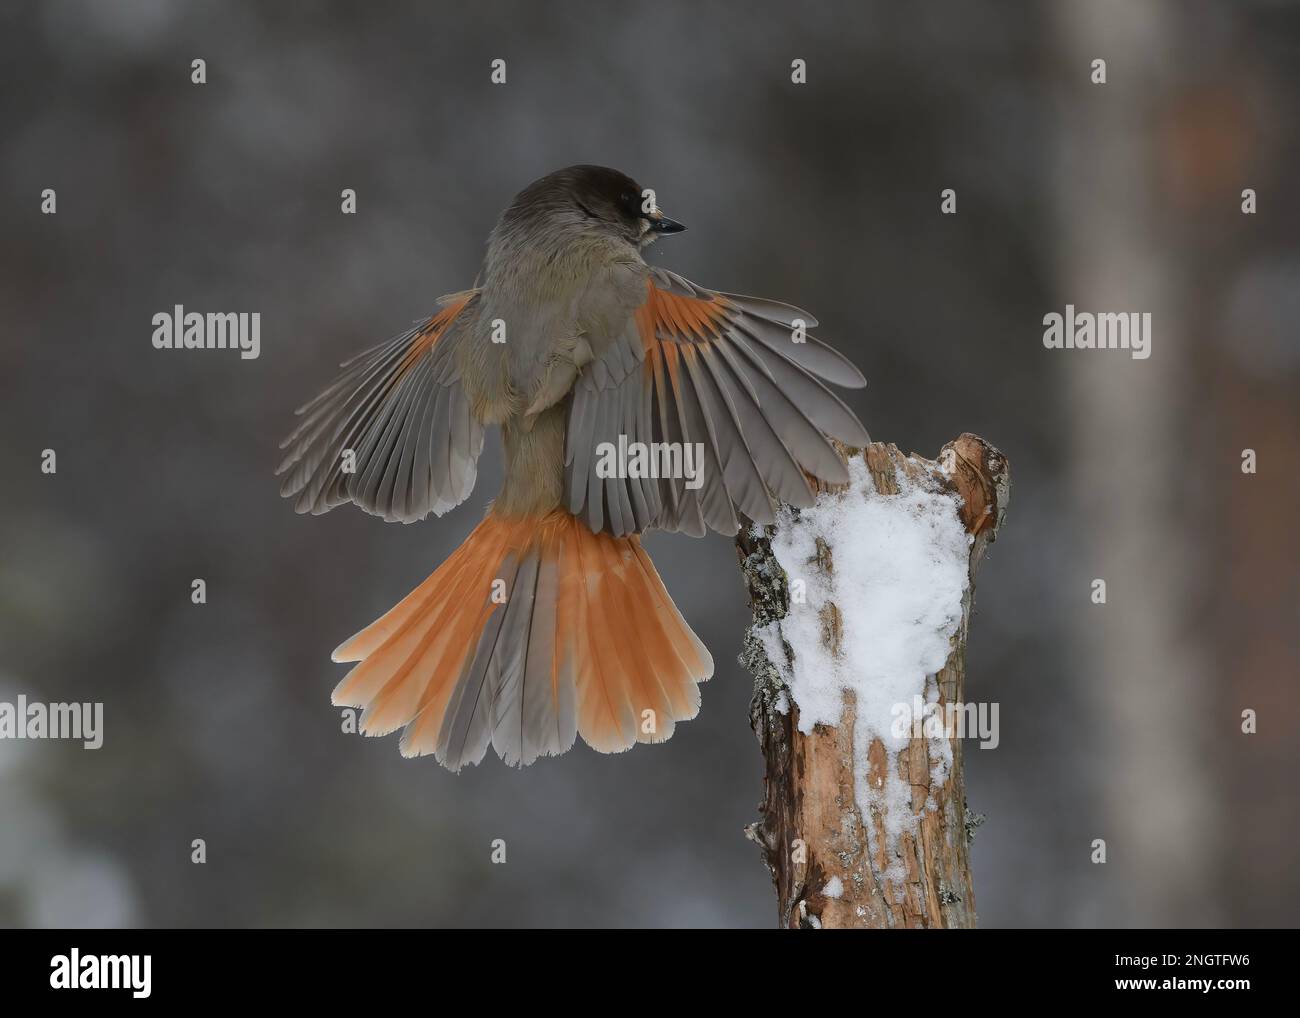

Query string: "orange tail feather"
[[331, 510, 713, 770]]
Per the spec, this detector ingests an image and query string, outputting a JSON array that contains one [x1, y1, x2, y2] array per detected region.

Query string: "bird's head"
[[500, 165, 686, 249]]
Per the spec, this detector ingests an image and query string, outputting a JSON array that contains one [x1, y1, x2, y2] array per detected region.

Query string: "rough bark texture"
[[737, 434, 1009, 929]]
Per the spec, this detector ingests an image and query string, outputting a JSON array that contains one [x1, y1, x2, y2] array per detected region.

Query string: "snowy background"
[[1, 0, 1297, 927]]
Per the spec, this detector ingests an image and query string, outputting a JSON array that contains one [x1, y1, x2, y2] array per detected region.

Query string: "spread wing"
[[564, 269, 868, 537], [277, 291, 484, 524]]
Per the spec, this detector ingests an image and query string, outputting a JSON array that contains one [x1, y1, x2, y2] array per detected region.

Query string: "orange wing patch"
[[634, 278, 731, 352], [396, 291, 473, 375]]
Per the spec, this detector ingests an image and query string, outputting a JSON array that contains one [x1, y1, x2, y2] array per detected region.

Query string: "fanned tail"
[[331, 510, 713, 770]]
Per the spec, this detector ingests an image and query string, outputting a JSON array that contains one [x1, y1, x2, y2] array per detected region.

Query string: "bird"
[[277, 165, 869, 771]]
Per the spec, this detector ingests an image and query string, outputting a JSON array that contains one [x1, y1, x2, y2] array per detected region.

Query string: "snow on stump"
[[737, 434, 1010, 929]]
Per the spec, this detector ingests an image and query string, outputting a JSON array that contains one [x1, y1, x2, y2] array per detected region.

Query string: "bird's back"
[[466, 226, 650, 517]]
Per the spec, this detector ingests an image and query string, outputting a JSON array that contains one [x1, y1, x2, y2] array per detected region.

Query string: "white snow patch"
[[762, 456, 971, 871]]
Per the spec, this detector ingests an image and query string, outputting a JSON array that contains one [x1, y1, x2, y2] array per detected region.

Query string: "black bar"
[[0, 929, 1285, 1005]]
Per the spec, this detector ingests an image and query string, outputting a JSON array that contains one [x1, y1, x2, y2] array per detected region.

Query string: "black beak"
[[650, 215, 686, 235]]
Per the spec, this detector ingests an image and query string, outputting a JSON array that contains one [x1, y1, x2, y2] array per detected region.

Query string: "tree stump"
[[737, 434, 1010, 928]]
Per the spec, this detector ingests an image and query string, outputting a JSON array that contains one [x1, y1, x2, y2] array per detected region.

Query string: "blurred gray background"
[[2, 0, 1297, 928]]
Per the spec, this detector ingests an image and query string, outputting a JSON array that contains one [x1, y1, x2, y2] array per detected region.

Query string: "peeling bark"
[[738, 434, 1010, 929]]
